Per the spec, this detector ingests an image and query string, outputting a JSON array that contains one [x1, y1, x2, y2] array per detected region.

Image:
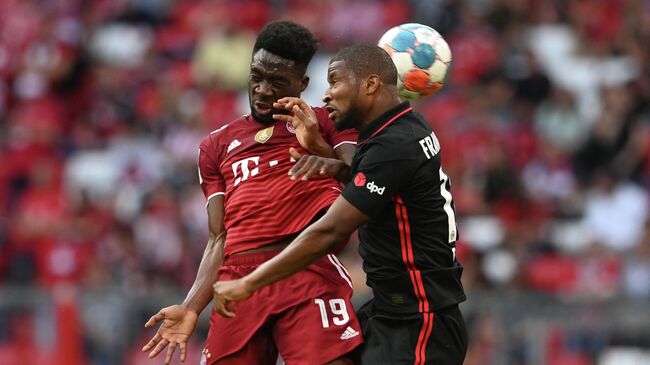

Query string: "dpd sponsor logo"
[[366, 181, 385, 195]]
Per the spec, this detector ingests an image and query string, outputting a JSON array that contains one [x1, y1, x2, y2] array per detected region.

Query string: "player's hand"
[[142, 305, 198, 364], [288, 147, 347, 181], [273, 97, 325, 153], [213, 278, 253, 318]]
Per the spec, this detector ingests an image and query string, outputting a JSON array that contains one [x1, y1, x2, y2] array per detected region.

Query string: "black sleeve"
[[341, 140, 418, 217]]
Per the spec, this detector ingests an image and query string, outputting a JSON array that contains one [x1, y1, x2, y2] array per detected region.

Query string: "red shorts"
[[203, 250, 363, 365]]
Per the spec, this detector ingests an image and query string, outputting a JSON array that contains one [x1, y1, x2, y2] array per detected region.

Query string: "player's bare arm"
[[212, 196, 368, 317], [332, 140, 355, 167], [185, 197, 226, 314], [143, 195, 226, 364]]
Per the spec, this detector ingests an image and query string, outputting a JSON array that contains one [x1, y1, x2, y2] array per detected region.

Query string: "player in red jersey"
[[141, 21, 362, 365]]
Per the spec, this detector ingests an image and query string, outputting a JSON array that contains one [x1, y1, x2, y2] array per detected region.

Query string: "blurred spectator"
[[581, 169, 648, 252], [133, 185, 184, 272], [574, 84, 649, 183], [533, 87, 588, 153], [513, 51, 552, 107], [192, 25, 255, 89], [623, 221, 650, 299], [521, 141, 579, 215]]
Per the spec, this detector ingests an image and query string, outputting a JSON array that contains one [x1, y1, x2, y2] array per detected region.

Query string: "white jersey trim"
[[205, 192, 225, 207], [439, 168, 457, 243], [333, 141, 357, 150], [210, 124, 229, 135], [327, 254, 353, 288]]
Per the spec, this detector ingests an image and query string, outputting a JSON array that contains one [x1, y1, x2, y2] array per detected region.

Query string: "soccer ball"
[[378, 23, 452, 101]]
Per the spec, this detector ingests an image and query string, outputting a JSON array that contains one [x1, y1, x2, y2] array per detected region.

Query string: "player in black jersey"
[[213, 44, 467, 365]]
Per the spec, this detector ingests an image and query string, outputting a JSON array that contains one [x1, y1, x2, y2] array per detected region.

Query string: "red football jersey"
[[198, 107, 357, 256]]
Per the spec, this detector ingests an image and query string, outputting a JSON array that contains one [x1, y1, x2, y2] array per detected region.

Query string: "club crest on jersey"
[[255, 126, 274, 143], [286, 121, 296, 134]]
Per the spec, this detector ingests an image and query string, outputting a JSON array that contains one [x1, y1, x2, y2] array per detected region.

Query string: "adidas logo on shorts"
[[340, 326, 359, 340]]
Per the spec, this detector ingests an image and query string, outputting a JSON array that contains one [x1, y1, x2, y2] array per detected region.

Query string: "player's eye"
[[271, 80, 288, 88]]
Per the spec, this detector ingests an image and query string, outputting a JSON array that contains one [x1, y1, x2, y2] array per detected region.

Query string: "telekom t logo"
[[232, 156, 260, 186]]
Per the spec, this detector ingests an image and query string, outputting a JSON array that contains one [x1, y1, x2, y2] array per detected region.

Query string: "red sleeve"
[[314, 107, 358, 149], [198, 135, 225, 201]]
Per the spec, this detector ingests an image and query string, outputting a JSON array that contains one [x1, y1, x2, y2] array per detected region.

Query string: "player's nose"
[[255, 80, 274, 96]]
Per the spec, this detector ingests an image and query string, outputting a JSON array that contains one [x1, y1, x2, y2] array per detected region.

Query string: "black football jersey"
[[342, 102, 466, 313]]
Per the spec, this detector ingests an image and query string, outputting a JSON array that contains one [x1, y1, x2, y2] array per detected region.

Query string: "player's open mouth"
[[325, 105, 337, 120], [254, 102, 272, 114]]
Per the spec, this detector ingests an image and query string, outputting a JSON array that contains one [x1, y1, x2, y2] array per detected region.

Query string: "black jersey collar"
[[358, 101, 412, 145]]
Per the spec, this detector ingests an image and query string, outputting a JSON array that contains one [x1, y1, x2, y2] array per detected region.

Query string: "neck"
[[358, 92, 403, 131]]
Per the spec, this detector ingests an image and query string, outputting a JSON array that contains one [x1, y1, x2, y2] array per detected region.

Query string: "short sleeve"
[[198, 137, 225, 201], [314, 107, 358, 149], [341, 142, 418, 217]]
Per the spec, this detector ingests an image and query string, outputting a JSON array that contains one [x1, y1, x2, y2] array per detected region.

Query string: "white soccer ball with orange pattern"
[[378, 23, 452, 101]]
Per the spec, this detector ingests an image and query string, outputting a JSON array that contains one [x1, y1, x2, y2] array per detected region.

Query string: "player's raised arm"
[[274, 96, 356, 182], [273, 97, 338, 158], [142, 195, 226, 364]]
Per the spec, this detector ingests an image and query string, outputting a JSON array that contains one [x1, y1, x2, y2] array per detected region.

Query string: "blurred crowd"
[[0, 0, 649, 364]]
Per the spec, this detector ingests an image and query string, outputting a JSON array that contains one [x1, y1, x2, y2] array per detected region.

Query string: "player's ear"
[[365, 74, 380, 95], [300, 75, 309, 92]]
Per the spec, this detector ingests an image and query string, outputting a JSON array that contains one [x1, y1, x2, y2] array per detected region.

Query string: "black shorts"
[[352, 300, 467, 365]]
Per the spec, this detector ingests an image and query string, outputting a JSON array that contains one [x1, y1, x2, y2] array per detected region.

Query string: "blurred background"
[[1, 0, 649, 364]]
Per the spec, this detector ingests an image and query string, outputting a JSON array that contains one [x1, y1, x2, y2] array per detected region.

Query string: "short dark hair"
[[253, 21, 319, 73], [331, 44, 398, 86]]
